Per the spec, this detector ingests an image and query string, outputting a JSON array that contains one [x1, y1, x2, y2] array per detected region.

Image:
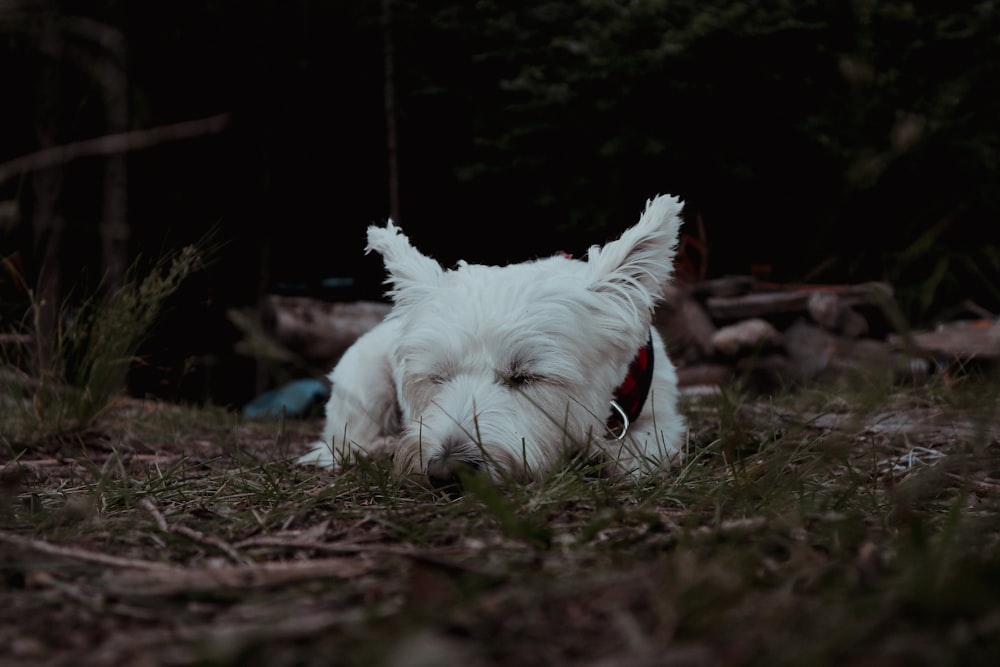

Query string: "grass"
[[1, 243, 209, 447], [0, 370, 997, 666], [1, 256, 998, 665]]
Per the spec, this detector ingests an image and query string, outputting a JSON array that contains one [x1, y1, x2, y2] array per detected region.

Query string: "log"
[[691, 274, 755, 299], [889, 320, 1000, 359], [784, 321, 928, 384], [711, 318, 783, 356], [706, 282, 893, 320], [657, 286, 716, 364], [807, 291, 868, 337], [263, 295, 391, 366], [676, 363, 732, 388]]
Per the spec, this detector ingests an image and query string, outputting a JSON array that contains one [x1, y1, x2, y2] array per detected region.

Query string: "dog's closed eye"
[[505, 372, 538, 388], [499, 360, 544, 388]]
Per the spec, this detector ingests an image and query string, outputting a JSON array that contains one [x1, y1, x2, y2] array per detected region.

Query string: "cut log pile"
[[263, 279, 999, 391], [261, 295, 391, 367], [657, 277, 999, 390]]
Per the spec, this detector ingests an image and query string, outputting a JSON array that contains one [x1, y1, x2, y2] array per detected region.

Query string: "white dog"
[[299, 195, 687, 488]]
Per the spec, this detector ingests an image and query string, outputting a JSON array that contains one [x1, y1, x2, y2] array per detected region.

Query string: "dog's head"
[[365, 195, 684, 486]]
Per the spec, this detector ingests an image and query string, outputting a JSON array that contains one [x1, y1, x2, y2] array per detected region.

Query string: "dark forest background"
[[1, 0, 998, 406]]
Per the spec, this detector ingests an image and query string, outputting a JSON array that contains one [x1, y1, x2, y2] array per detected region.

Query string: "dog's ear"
[[586, 194, 684, 320], [366, 221, 444, 306]]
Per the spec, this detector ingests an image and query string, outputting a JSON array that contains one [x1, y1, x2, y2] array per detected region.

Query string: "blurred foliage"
[[391, 0, 1000, 321], [1, 0, 998, 326], [1, 242, 208, 445]]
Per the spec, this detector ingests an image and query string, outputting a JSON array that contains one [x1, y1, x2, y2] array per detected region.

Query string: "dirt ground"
[[1, 387, 999, 667]]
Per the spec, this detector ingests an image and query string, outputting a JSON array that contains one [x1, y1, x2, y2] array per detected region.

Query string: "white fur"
[[298, 195, 687, 482]]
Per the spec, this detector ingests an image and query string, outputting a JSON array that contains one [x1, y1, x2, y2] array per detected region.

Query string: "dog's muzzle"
[[426, 451, 481, 497]]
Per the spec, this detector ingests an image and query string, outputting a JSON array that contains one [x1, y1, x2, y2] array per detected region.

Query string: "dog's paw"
[[297, 436, 403, 470], [297, 440, 337, 468]]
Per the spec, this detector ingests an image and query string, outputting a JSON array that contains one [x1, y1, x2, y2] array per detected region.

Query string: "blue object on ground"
[[242, 378, 330, 420]]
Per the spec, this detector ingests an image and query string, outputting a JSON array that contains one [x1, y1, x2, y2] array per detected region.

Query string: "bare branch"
[[0, 113, 231, 185]]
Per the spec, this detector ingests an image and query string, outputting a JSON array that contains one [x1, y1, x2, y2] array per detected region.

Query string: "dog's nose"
[[426, 454, 480, 497]]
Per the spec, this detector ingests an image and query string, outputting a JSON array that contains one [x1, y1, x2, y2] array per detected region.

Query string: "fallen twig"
[[139, 497, 247, 564], [946, 472, 1000, 497], [97, 556, 377, 596], [234, 534, 418, 556], [0, 530, 174, 570], [87, 601, 399, 665]]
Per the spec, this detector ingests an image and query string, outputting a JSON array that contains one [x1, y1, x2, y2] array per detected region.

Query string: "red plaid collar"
[[607, 331, 655, 439]]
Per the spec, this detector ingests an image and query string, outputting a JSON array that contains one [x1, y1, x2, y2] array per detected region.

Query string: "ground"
[[1, 378, 999, 667]]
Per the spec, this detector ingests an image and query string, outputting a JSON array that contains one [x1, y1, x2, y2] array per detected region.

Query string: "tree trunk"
[[66, 16, 131, 291], [382, 0, 400, 223], [97, 40, 129, 292], [32, 4, 65, 362]]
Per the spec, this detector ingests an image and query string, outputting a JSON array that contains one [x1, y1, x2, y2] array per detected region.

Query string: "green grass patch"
[[1, 374, 996, 665], [1, 275, 998, 666]]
